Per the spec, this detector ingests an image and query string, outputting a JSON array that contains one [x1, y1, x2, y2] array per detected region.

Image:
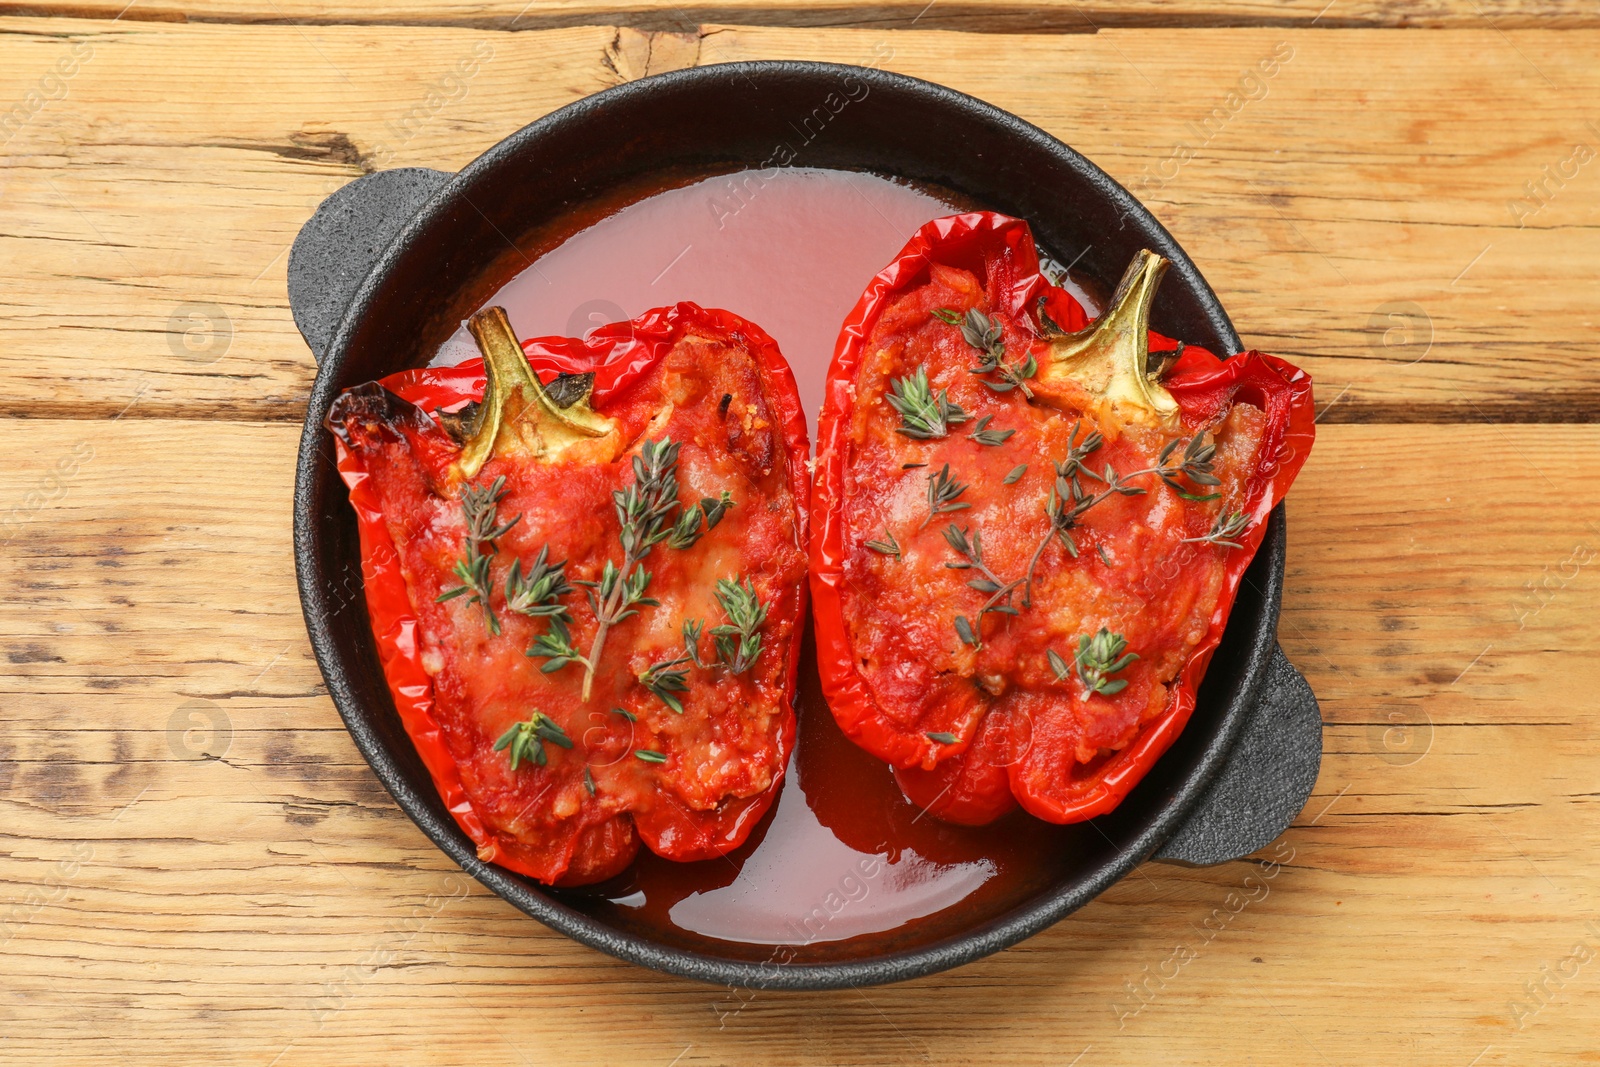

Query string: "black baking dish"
[[289, 61, 1322, 990]]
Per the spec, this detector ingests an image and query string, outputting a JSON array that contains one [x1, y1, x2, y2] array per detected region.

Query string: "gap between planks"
[[2, 0, 1598, 33]]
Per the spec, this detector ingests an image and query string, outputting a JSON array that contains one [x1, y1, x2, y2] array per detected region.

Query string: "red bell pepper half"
[[810, 212, 1315, 826], [328, 303, 810, 884]]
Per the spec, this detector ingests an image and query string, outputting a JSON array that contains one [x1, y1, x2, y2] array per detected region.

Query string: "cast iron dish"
[[291, 62, 1321, 990]]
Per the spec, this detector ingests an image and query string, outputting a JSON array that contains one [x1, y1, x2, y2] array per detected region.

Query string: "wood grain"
[[2, 19, 1598, 422], [3, 0, 1598, 31], [2, 418, 1598, 1064]]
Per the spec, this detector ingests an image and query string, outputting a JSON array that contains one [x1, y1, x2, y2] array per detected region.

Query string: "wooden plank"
[[2, 417, 1598, 1063], [3, 0, 1598, 31], [2, 20, 1597, 423]]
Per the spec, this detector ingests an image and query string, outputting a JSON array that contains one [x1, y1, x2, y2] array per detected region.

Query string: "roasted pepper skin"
[[810, 213, 1315, 826], [330, 303, 810, 883]]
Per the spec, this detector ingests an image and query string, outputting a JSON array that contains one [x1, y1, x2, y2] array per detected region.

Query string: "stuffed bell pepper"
[[328, 303, 809, 884], [810, 213, 1315, 826]]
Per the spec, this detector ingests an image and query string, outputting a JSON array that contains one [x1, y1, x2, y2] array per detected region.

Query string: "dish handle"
[[1154, 645, 1322, 866], [288, 168, 453, 364]]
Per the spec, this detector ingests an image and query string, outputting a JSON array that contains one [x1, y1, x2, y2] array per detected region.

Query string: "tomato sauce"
[[437, 169, 1103, 960]]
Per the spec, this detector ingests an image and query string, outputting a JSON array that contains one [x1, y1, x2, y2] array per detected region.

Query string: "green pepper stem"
[[1036, 250, 1180, 428], [453, 306, 616, 480]]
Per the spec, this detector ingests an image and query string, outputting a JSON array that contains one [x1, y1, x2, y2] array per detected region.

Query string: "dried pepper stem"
[[455, 306, 617, 480], [1035, 250, 1181, 428]]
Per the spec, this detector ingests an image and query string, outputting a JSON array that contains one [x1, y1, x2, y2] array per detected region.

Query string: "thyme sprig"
[[639, 652, 693, 714], [933, 306, 1037, 398], [504, 545, 573, 620], [887, 365, 971, 439], [682, 619, 709, 668], [526, 617, 590, 674], [1183, 510, 1249, 549], [436, 475, 522, 635], [1049, 628, 1139, 698], [1035, 422, 1220, 569], [573, 438, 680, 701], [668, 489, 736, 551], [967, 415, 1016, 447], [922, 464, 971, 529], [943, 523, 1024, 649], [493, 712, 573, 771], [710, 577, 768, 675]]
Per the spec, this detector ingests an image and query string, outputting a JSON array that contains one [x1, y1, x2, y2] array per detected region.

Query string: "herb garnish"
[[639, 652, 693, 714], [943, 523, 1024, 649], [865, 530, 902, 559], [922, 464, 971, 529], [668, 489, 736, 551], [564, 437, 700, 701], [933, 306, 1037, 398], [1038, 422, 1221, 562], [584, 766, 596, 795], [710, 577, 768, 675], [526, 617, 587, 674], [966, 415, 1016, 447], [635, 749, 668, 764], [1003, 464, 1028, 485], [673, 577, 769, 690], [682, 619, 708, 668], [505, 545, 573, 620], [926, 731, 959, 745], [937, 424, 1227, 645], [1050, 628, 1138, 697], [493, 712, 573, 771], [887, 365, 970, 439], [436, 475, 522, 635], [1183, 510, 1249, 549]]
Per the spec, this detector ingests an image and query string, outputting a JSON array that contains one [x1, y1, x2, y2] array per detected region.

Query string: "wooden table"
[[4, 2, 1597, 1063]]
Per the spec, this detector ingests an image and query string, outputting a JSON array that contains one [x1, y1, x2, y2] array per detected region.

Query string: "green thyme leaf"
[[634, 749, 668, 764], [926, 731, 959, 745], [887, 365, 971, 440], [1003, 464, 1028, 485], [865, 530, 902, 559], [923, 464, 971, 528], [1069, 627, 1139, 698], [682, 618, 708, 668], [967, 414, 1016, 447], [1182, 510, 1250, 550], [505, 545, 573, 620], [639, 652, 692, 714], [437, 475, 521, 635], [710, 577, 768, 674], [1047, 648, 1071, 681], [526, 616, 589, 674], [493, 712, 573, 771], [936, 306, 1037, 398]]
